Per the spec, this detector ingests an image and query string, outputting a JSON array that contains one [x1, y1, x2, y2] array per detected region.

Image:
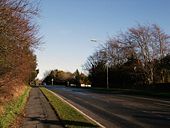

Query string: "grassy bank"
[[88, 87, 170, 99], [40, 87, 98, 128], [0, 86, 31, 128]]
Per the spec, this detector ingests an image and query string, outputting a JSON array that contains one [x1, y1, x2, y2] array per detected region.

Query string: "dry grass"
[[0, 85, 30, 128], [0, 80, 27, 115], [0, 106, 3, 114]]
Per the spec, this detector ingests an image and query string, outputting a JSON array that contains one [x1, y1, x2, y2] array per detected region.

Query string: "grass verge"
[[40, 87, 98, 128], [0, 86, 31, 128], [88, 88, 170, 99]]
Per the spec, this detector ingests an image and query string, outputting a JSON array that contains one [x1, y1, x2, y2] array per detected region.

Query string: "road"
[[46, 86, 170, 128]]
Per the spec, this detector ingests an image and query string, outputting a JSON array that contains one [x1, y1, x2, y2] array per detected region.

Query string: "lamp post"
[[51, 78, 54, 86], [90, 39, 109, 89]]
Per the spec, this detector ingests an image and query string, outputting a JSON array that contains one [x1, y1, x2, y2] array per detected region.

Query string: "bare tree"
[[84, 24, 170, 86], [0, 0, 40, 102]]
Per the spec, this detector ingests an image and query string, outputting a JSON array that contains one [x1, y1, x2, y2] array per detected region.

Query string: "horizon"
[[36, 0, 170, 79]]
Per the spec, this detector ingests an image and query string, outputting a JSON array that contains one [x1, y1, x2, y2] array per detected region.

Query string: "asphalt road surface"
[[46, 86, 170, 128]]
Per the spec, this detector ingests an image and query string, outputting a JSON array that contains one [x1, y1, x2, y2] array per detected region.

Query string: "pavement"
[[21, 87, 63, 128], [46, 86, 170, 128]]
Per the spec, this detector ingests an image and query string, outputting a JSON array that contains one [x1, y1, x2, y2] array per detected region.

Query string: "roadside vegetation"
[[43, 69, 90, 86], [0, 0, 40, 126], [84, 24, 170, 91], [88, 87, 170, 99], [42, 24, 170, 94], [40, 87, 98, 128], [0, 86, 31, 128]]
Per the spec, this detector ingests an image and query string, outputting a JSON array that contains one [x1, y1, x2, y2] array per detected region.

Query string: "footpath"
[[21, 87, 63, 128]]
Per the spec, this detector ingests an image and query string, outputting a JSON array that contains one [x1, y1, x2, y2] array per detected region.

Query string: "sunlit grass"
[[0, 86, 31, 128], [40, 87, 98, 128]]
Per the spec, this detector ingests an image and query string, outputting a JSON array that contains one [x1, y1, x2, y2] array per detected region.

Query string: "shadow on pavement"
[[27, 116, 62, 126], [26, 116, 98, 127]]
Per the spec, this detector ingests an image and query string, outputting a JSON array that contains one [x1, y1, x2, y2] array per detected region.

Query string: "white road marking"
[[45, 88, 106, 128]]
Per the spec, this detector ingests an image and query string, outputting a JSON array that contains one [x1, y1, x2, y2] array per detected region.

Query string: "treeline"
[[84, 24, 170, 89], [0, 0, 39, 102], [43, 69, 90, 86]]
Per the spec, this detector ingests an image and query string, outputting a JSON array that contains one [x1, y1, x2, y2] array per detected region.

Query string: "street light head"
[[90, 39, 97, 42]]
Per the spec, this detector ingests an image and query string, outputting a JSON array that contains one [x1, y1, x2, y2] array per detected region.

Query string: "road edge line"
[[45, 88, 106, 128]]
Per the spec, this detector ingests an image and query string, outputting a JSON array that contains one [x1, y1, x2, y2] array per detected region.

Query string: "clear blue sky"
[[36, 0, 170, 79]]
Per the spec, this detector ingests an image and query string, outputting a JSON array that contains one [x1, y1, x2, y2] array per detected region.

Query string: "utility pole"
[[90, 39, 109, 89], [51, 78, 54, 86], [106, 42, 109, 89]]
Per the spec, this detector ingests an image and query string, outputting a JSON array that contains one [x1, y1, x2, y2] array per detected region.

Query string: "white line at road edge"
[[45, 88, 106, 128]]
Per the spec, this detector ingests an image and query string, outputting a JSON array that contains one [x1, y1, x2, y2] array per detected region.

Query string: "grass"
[[0, 86, 31, 128], [88, 87, 170, 99], [40, 87, 98, 128]]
